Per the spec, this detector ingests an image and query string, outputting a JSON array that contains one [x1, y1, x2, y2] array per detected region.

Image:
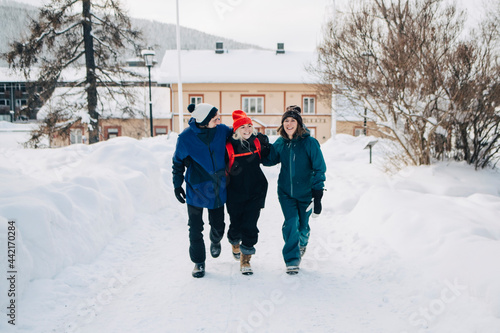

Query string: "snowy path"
[[16, 183, 412, 333], [4, 135, 500, 333]]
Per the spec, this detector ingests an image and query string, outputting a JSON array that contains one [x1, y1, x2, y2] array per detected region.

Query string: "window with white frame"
[[303, 96, 315, 114], [15, 99, 27, 107], [242, 96, 264, 114], [155, 127, 168, 136], [0, 99, 10, 106], [70, 129, 83, 144], [354, 128, 364, 137], [107, 128, 119, 139], [265, 128, 277, 136], [190, 96, 203, 105]]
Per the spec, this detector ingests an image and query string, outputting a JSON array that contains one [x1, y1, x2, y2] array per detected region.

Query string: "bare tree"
[[443, 8, 500, 169], [4, 0, 143, 144], [310, 0, 466, 166]]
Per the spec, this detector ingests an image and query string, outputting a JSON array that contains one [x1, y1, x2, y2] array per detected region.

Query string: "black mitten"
[[312, 189, 323, 215], [174, 187, 186, 204]]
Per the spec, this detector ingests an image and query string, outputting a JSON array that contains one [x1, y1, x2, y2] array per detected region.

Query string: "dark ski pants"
[[226, 199, 261, 255], [187, 204, 225, 264], [278, 193, 312, 267]]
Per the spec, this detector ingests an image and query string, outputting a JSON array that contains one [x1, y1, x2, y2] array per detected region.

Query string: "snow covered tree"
[[311, 0, 466, 166], [442, 6, 500, 169], [4, 0, 142, 144]]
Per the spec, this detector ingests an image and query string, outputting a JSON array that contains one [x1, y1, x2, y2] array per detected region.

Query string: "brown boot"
[[240, 254, 253, 275], [231, 243, 241, 261]]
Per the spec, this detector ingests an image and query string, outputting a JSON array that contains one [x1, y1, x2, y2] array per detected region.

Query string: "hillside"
[[0, 0, 261, 67]]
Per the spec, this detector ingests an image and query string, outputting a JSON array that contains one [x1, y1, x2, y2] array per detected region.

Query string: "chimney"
[[215, 42, 224, 54], [276, 43, 285, 54]]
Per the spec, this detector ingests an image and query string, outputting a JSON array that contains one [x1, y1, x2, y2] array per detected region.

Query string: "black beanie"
[[281, 105, 303, 127]]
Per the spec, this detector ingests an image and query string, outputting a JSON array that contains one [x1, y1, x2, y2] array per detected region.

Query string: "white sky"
[[14, 0, 484, 52]]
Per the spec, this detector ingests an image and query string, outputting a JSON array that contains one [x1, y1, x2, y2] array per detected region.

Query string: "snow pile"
[[0, 133, 499, 332], [0, 136, 171, 301]]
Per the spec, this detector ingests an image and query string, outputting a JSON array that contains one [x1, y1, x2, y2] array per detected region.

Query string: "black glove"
[[174, 187, 186, 204], [257, 133, 270, 157], [312, 189, 323, 215]]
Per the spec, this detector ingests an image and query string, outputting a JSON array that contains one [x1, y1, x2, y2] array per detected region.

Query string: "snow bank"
[[0, 136, 172, 303]]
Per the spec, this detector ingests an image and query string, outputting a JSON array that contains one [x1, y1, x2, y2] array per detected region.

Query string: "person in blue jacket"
[[172, 103, 232, 278], [264, 105, 326, 275]]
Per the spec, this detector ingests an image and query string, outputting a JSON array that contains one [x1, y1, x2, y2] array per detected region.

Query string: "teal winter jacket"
[[264, 131, 326, 202]]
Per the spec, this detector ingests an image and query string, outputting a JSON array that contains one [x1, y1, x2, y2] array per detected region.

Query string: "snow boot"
[[231, 243, 241, 261], [300, 246, 307, 258], [210, 242, 221, 258], [192, 263, 205, 278], [286, 265, 300, 275], [240, 254, 253, 275]]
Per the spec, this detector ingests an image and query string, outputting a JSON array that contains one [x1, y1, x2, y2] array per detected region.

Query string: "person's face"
[[237, 123, 253, 140], [206, 112, 221, 128], [283, 117, 298, 138]]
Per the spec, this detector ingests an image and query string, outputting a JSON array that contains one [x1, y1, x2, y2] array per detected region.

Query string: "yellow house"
[[160, 45, 334, 143]]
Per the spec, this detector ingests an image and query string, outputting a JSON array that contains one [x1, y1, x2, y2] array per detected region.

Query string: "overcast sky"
[[14, 0, 484, 52]]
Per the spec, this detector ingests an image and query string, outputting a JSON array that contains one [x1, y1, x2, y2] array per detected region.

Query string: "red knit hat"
[[232, 110, 252, 130]]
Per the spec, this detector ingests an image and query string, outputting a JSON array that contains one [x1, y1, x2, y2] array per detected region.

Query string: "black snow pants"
[[187, 204, 225, 264], [226, 199, 261, 255]]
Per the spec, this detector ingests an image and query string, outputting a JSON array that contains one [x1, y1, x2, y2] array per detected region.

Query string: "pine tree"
[[4, 0, 142, 144]]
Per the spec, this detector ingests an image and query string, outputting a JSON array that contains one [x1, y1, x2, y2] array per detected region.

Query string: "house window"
[[265, 128, 277, 136], [15, 84, 26, 92], [309, 127, 316, 138], [106, 127, 120, 139], [303, 96, 315, 114], [0, 99, 10, 106], [242, 96, 264, 114], [354, 127, 364, 137], [154, 126, 168, 136], [70, 128, 83, 144], [189, 96, 203, 105], [15, 99, 27, 107]]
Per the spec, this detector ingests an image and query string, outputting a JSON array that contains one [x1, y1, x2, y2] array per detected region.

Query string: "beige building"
[[38, 85, 172, 147], [161, 46, 334, 143]]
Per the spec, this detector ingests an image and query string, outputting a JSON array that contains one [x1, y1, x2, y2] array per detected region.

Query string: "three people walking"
[[173, 104, 326, 277]]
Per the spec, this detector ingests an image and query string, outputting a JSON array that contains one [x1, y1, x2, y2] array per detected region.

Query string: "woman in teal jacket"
[[264, 105, 326, 275]]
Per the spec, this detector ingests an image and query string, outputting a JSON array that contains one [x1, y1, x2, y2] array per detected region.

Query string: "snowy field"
[[1, 130, 500, 333]]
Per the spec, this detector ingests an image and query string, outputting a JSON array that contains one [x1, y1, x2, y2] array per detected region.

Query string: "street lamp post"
[[361, 51, 373, 136], [9, 110, 14, 122], [141, 49, 155, 137]]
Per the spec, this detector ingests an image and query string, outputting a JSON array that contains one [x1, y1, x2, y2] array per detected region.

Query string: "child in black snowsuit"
[[226, 110, 270, 275]]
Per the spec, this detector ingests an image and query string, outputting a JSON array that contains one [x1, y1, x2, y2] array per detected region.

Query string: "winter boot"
[[240, 254, 253, 275], [286, 265, 300, 275], [192, 263, 205, 278], [231, 243, 241, 261], [210, 242, 221, 258]]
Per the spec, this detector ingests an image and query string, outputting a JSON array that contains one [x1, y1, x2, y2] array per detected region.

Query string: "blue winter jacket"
[[172, 118, 232, 209], [264, 130, 326, 202]]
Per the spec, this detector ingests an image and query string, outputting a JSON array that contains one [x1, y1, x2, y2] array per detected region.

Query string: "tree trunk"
[[82, 0, 99, 143]]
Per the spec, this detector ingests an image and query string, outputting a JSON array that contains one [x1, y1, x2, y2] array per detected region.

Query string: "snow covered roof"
[[159, 49, 318, 84], [0, 67, 40, 81], [37, 86, 171, 121]]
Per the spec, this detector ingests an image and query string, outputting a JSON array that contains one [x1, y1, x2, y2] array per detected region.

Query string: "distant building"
[[0, 43, 381, 147], [160, 43, 334, 143], [0, 68, 39, 122]]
